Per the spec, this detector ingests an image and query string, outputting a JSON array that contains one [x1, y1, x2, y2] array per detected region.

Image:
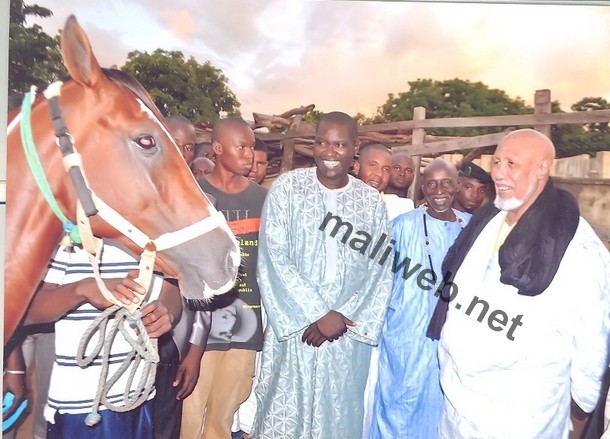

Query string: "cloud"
[[26, 0, 610, 120]]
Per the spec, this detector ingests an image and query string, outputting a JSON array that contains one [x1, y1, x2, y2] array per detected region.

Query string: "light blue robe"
[[370, 206, 470, 439], [252, 168, 393, 439]]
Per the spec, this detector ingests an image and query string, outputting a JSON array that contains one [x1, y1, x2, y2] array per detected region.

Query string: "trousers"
[[180, 349, 255, 439], [47, 400, 153, 439]]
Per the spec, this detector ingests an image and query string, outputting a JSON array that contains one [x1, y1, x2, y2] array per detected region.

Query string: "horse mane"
[[102, 68, 166, 122], [7, 71, 164, 124]]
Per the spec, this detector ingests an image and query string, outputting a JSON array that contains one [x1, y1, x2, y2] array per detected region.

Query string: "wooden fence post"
[[408, 106, 426, 202], [280, 114, 304, 174], [534, 89, 552, 138]]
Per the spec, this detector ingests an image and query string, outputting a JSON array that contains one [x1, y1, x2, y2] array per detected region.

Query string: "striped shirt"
[[43, 243, 165, 421]]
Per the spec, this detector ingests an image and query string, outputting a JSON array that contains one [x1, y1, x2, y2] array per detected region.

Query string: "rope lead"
[[76, 305, 159, 426]]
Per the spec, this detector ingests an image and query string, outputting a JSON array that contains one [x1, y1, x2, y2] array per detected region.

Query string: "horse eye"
[[135, 135, 156, 149]]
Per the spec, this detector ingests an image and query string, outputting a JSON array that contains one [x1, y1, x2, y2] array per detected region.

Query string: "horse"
[[5, 15, 240, 345]]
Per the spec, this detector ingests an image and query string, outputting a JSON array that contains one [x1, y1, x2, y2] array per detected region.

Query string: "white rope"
[[39, 81, 229, 425], [76, 305, 159, 426]]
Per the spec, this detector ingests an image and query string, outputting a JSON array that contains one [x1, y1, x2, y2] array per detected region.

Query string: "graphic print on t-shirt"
[[198, 180, 267, 351]]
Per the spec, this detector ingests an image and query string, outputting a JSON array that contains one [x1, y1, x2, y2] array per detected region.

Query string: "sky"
[[27, 0, 610, 121]]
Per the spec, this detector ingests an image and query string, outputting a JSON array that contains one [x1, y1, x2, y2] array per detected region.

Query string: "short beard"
[[494, 197, 523, 211], [494, 179, 537, 212]]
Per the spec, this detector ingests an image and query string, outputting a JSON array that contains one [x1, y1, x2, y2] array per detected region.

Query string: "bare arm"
[[568, 399, 590, 439], [138, 278, 181, 339], [173, 311, 210, 399], [24, 271, 146, 325], [174, 343, 205, 400], [158, 279, 181, 326], [3, 347, 27, 420]]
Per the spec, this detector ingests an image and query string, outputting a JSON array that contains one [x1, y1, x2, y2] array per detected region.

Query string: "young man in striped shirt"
[[24, 242, 181, 438]]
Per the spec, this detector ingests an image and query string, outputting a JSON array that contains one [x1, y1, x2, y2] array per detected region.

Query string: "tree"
[[571, 97, 610, 133], [370, 78, 533, 137], [121, 49, 240, 124], [9, 0, 66, 99], [303, 109, 325, 125], [548, 97, 610, 157]]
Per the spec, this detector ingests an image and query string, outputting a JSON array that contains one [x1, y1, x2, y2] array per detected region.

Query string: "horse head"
[[5, 15, 240, 342]]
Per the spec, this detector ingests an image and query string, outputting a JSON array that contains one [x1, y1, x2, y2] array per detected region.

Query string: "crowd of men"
[[3, 112, 609, 439]]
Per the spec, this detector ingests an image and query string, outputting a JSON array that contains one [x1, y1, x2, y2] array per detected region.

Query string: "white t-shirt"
[[382, 193, 415, 220]]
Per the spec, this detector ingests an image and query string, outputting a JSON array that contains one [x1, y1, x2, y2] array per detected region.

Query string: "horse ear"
[[60, 15, 104, 88]]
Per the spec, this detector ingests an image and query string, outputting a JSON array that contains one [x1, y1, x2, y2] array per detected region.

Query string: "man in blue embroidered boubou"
[[369, 159, 470, 439]]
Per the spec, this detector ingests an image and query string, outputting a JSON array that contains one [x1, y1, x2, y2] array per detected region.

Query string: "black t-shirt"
[[198, 178, 267, 351]]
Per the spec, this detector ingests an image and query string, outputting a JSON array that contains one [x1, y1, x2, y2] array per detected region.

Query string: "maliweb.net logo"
[[319, 212, 524, 341]]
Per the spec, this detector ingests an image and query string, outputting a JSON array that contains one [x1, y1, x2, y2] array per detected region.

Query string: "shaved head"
[[500, 129, 555, 161], [421, 159, 459, 220], [211, 118, 251, 143], [358, 143, 390, 164], [355, 143, 391, 191], [165, 115, 196, 164], [386, 149, 415, 196], [492, 129, 556, 224], [317, 111, 359, 142], [423, 158, 459, 181], [190, 157, 215, 179], [392, 149, 413, 161], [165, 114, 191, 129]]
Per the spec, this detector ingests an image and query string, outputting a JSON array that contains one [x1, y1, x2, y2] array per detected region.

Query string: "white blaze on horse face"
[[136, 99, 182, 155], [135, 99, 240, 298]]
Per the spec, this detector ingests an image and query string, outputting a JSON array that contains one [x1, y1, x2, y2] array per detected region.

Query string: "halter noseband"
[[22, 82, 232, 312]]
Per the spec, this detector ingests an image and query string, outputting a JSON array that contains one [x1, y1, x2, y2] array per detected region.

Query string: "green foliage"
[[9, 0, 66, 98], [363, 78, 610, 156], [121, 49, 240, 124], [370, 78, 533, 136], [303, 109, 325, 125], [571, 97, 609, 133], [551, 99, 610, 157]]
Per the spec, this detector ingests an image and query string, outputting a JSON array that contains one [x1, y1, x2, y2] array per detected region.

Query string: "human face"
[[214, 125, 255, 176], [454, 177, 488, 213], [491, 139, 542, 215], [422, 166, 459, 219], [389, 154, 415, 192], [356, 150, 391, 191], [168, 125, 196, 164], [191, 158, 215, 180], [248, 150, 269, 184], [313, 121, 358, 189]]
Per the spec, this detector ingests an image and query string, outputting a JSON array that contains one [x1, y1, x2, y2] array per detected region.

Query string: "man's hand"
[[315, 311, 355, 340], [302, 311, 356, 347], [78, 270, 146, 309], [302, 323, 327, 347], [2, 373, 27, 421], [173, 344, 205, 400], [140, 300, 173, 338], [568, 399, 590, 439]]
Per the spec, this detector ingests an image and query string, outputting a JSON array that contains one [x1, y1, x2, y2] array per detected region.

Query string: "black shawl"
[[426, 178, 580, 340]]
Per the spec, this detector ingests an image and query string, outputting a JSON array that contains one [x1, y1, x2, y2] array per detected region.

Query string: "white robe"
[[252, 168, 393, 439], [438, 212, 610, 438]]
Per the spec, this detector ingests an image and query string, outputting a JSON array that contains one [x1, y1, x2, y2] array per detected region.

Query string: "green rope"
[[20, 89, 81, 244]]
